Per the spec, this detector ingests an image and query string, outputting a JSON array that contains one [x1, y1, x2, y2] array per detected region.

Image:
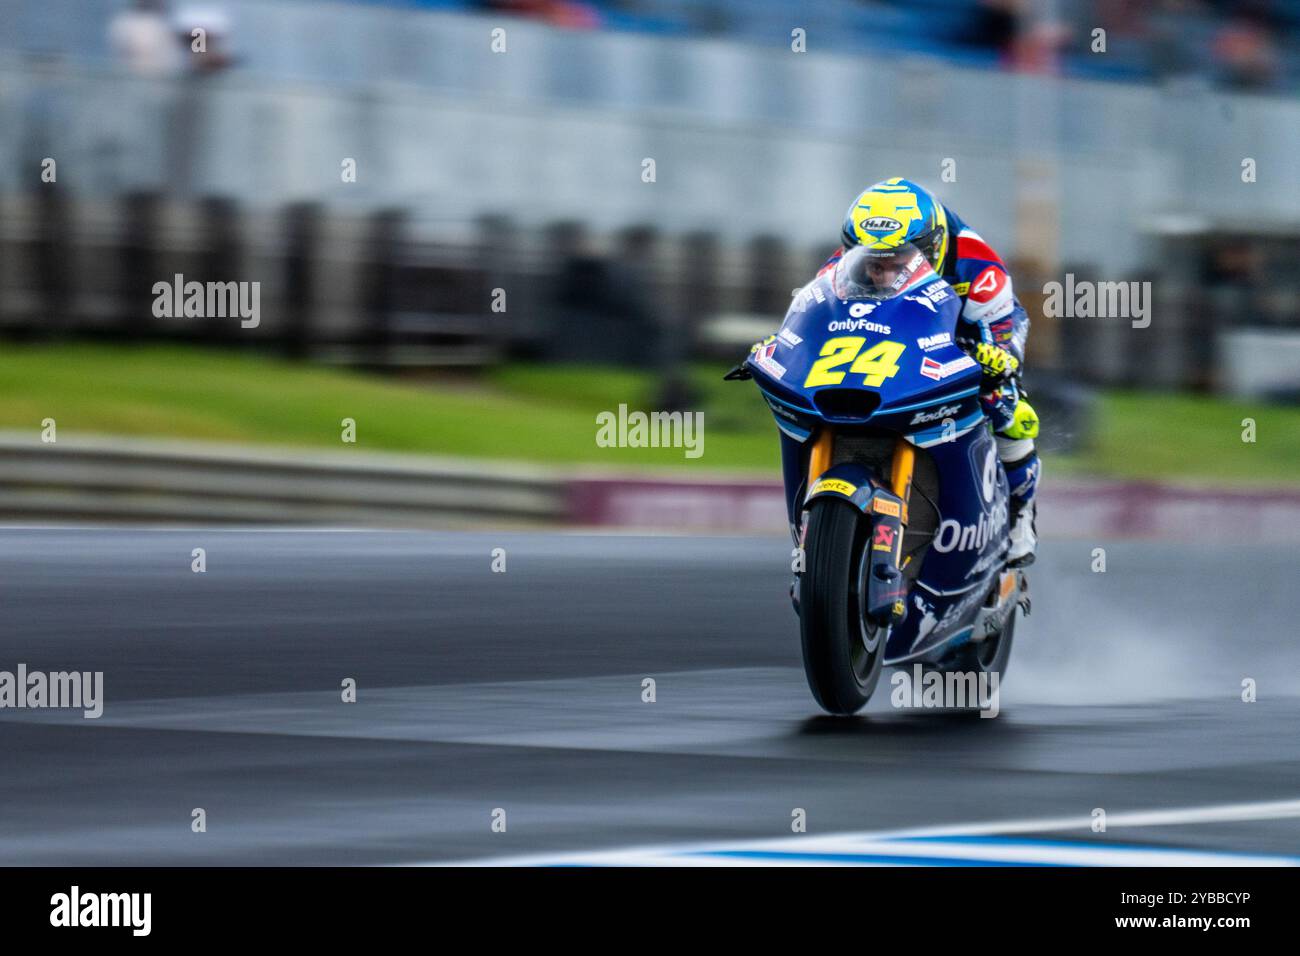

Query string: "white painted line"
[[433, 796, 1300, 867]]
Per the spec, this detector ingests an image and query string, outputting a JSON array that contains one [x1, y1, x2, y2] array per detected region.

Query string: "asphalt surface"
[[1, 529, 1298, 865]]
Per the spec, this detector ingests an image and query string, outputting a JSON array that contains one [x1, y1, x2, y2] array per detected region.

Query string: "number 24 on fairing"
[[803, 338, 907, 388]]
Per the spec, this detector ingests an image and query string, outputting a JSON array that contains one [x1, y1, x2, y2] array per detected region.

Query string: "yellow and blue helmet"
[[840, 177, 949, 274]]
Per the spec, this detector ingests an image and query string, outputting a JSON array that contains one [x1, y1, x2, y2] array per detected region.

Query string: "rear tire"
[[936, 603, 1017, 677], [799, 497, 886, 715]]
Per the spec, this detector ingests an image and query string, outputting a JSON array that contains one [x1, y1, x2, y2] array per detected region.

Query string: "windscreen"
[[832, 243, 936, 301]]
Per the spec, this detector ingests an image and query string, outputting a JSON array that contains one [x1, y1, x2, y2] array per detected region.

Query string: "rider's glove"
[[973, 341, 1020, 384]]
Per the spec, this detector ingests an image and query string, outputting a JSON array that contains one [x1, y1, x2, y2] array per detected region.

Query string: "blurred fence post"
[[747, 234, 793, 319], [477, 213, 510, 356], [621, 223, 690, 407], [34, 184, 72, 338], [118, 192, 161, 338], [1056, 264, 1089, 384], [618, 222, 660, 357], [281, 202, 321, 360], [0, 195, 6, 331], [199, 196, 241, 345], [680, 230, 720, 360], [361, 208, 406, 356]]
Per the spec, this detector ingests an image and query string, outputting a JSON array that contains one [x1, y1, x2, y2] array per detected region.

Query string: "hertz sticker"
[[811, 478, 857, 497]]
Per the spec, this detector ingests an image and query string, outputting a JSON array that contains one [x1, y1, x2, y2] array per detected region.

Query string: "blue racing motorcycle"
[[727, 243, 1029, 715]]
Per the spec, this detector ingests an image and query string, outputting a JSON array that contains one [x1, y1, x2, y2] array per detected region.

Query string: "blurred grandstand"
[[17, 1, 1300, 91], [1, 0, 1298, 409]]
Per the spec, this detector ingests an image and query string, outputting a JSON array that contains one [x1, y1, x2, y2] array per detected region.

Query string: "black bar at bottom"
[[0, 866, 1293, 942]]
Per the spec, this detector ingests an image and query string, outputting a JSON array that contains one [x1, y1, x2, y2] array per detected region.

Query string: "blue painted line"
[[894, 834, 1300, 863]]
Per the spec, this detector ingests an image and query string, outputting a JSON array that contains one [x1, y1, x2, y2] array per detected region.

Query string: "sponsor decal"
[[752, 342, 786, 380], [791, 284, 823, 312], [922, 283, 952, 304], [909, 403, 960, 425], [777, 327, 803, 348], [872, 524, 897, 552], [910, 584, 998, 651], [903, 294, 938, 313], [828, 317, 891, 334], [871, 497, 901, 518], [848, 302, 878, 317], [811, 477, 857, 497], [764, 395, 800, 423], [919, 354, 977, 380], [932, 500, 1009, 553], [917, 332, 952, 351], [963, 546, 1006, 580], [980, 443, 997, 503], [859, 216, 902, 232]]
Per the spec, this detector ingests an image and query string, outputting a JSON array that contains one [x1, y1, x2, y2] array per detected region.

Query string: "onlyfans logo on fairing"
[[932, 500, 1008, 553]]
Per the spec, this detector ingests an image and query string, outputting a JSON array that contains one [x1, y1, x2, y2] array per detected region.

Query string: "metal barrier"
[[0, 433, 565, 527], [2, 433, 1297, 540]]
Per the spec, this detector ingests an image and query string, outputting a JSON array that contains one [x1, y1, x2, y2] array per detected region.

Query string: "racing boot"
[[1007, 498, 1037, 568], [998, 399, 1040, 568]]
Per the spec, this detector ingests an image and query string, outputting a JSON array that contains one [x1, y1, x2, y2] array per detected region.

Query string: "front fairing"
[[746, 272, 982, 444]]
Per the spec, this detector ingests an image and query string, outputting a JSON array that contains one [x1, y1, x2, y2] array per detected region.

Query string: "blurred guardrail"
[[0, 433, 564, 527], [2, 432, 1298, 540]]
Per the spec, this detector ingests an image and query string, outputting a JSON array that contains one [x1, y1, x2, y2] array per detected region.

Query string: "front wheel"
[[799, 497, 886, 715]]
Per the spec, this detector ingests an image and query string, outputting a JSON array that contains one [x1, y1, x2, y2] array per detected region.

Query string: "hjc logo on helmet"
[[859, 216, 902, 232]]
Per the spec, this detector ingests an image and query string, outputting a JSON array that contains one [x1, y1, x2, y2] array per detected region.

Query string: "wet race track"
[[1, 530, 1298, 865]]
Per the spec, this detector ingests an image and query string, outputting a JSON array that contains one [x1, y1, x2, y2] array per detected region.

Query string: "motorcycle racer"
[[817, 177, 1040, 566]]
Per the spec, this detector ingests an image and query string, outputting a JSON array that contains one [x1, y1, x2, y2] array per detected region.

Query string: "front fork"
[[802, 427, 914, 626]]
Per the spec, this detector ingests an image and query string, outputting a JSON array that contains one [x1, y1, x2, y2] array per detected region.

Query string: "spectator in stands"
[[961, 0, 1020, 58], [108, 0, 182, 78], [1212, 6, 1281, 90], [174, 5, 236, 74], [479, 0, 602, 30]]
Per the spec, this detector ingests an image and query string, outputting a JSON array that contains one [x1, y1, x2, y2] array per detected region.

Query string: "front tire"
[[799, 497, 886, 715]]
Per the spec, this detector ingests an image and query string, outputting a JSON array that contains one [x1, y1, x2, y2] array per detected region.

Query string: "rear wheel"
[[934, 595, 1017, 677], [799, 497, 886, 715]]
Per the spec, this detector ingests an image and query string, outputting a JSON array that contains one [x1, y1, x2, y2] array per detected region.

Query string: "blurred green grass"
[[0, 343, 1295, 484]]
